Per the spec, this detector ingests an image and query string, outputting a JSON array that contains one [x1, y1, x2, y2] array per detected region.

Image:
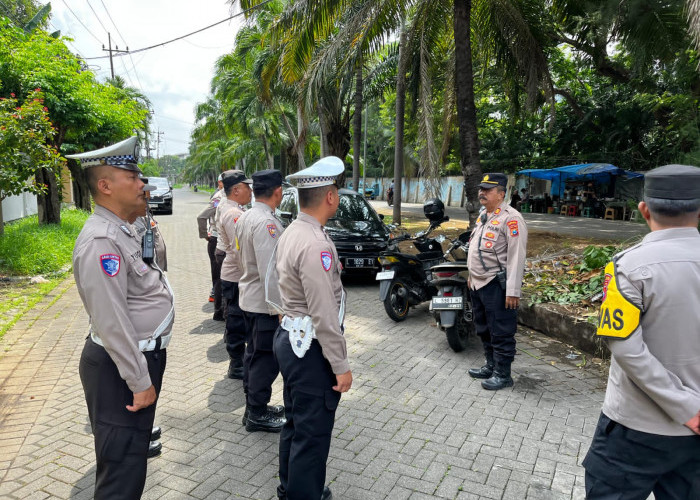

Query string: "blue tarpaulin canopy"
[[517, 163, 643, 197]]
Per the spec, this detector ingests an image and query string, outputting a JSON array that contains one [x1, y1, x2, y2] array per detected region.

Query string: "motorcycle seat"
[[417, 251, 443, 261]]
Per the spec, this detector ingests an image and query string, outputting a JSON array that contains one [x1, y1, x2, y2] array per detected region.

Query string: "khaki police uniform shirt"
[[217, 198, 245, 283], [467, 201, 528, 296], [598, 227, 700, 436], [277, 212, 349, 374], [196, 188, 224, 239], [73, 205, 174, 393], [237, 202, 284, 314]]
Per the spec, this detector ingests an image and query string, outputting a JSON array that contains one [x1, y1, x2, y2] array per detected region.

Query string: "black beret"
[[478, 173, 508, 189], [252, 169, 283, 191], [644, 164, 700, 200], [222, 169, 252, 189]]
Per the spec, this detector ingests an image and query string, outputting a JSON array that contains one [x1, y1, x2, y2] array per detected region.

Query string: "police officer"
[[215, 170, 253, 379], [67, 137, 174, 499], [274, 157, 350, 500], [236, 169, 286, 432], [583, 164, 700, 499], [466, 173, 528, 390], [197, 173, 225, 318]]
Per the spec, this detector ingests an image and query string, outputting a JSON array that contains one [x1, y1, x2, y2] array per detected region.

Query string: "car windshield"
[[150, 178, 169, 188], [327, 193, 384, 233]]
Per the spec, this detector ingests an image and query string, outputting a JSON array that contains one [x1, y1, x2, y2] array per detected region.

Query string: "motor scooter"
[[429, 231, 474, 352], [376, 199, 448, 321]]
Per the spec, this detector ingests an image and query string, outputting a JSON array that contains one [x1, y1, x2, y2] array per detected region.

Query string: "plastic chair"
[[604, 208, 615, 220], [629, 210, 640, 222], [559, 205, 568, 215], [567, 205, 577, 216], [582, 207, 593, 218], [521, 202, 531, 213]]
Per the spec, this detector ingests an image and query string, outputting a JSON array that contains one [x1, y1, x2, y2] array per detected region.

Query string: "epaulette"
[[612, 241, 644, 264]]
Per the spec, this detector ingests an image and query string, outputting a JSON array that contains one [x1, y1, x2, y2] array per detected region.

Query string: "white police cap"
[[65, 136, 140, 172], [286, 156, 345, 189]]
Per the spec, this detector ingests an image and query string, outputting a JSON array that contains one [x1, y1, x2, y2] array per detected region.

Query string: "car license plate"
[[346, 258, 374, 268], [148, 203, 158, 208], [431, 296, 463, 309], [376, 270, 395, 280]]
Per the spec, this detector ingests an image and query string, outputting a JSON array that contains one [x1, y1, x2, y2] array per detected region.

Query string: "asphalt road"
[[370, 200, 649, 242]]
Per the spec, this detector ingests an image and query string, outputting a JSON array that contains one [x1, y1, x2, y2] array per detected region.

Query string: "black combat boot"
[[481, 362, 514, 390], [150, 426, 161, 441], [227, 358, 244, 380], [468, 352, 494, 379], [245, 405, 286, 432], [147, 440, 162, 458], [242, 404, 285, 425]]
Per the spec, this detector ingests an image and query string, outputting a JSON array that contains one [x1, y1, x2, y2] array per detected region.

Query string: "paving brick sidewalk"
[[0, 188, 608, 499]]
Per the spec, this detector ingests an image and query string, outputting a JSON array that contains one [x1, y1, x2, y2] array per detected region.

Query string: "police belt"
[[90, 306, 174, 352]]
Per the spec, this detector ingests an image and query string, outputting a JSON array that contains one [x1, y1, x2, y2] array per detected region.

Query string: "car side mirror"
[[279, 211, 293, 222]]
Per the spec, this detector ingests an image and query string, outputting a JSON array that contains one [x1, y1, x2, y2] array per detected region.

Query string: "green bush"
[[0, 208, 89, 275]]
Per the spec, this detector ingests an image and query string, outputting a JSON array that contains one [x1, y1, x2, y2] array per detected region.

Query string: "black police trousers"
[[244, 312, 280, 407], [221, 280, 246, 361], [273, 327, 341, 500], [583, 413, 700, 500], [471, 279, 517, 367], [79, 338, 166, 500], [213, 248, 225, 318]]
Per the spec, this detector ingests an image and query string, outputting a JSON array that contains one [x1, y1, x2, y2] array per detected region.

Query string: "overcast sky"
[[49, 0, 245, 157]]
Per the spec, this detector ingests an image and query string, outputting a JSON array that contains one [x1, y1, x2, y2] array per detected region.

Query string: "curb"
[[518, 300, 605, 356]]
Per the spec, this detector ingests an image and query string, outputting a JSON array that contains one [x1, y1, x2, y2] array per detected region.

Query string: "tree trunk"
[[0, 195, 4, 236], [393, 23, 409, 225], [319, 104, 330, 157], [67, 159, 91, 212], [280, 143, 289, 177], [36, 168, 61, 225], [454, 0, 482, 227], [261, 135, 274, 170], [296, 104, 307, 169], [352, 60, 363, 194], [326, 124, 351, 161]]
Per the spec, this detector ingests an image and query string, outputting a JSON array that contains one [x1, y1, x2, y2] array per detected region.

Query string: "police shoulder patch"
[[596, 261, 641, 339], [507, 220, 519, 236], [267, 224, 278, 238], [100, 254, 121, 277], [320, 251, 332, 271]]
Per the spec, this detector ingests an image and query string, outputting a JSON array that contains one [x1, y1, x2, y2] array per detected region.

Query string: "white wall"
[[2, 192, 38, 223]]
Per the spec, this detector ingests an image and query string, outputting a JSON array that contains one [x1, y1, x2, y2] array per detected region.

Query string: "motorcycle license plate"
[[431, 296, 463, 310], [346, 257, 375, 268], [376, 270, 395, 280]]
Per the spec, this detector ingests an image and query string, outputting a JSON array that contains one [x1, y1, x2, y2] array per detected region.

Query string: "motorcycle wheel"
[[384, 278, 410, 322], [445, 314, 474, 352]]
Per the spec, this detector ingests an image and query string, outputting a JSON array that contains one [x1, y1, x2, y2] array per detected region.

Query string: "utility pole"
[[155, 130, 164, 159], [102, 33, 129, 79]]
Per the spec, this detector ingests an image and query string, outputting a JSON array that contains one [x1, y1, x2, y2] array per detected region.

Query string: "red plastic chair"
[[567, 205, 577, 216]]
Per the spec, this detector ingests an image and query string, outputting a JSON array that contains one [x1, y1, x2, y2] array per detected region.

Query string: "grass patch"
[[173, 183, 183, 189], [0, 277, 63, 338], [0, 208, 89, 276]]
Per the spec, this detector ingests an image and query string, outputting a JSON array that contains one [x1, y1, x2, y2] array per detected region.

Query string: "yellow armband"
[[596, 261, 641, 339]]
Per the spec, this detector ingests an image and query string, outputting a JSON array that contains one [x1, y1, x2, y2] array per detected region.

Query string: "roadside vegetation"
[[0, 208, 88, 338]]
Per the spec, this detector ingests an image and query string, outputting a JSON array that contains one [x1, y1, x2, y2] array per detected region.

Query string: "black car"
[[147, 177, 173, 214], [277, 186, 391, 274]]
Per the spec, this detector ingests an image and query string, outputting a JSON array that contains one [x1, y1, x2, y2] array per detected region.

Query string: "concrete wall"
[[2, 192, 38, 223]]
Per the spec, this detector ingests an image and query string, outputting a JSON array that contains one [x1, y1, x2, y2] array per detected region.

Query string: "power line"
[[83, 0, 273, 60], [60, 0, 102, 45], [84, 0, 109, 35], [97, 0, 144, 91]]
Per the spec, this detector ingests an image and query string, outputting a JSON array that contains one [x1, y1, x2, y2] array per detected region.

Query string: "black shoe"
[[150, 426, 161, 441], [242, 404, 284, 425], [213, 312, 225, 321], [147, 440, 162, 458], [468, 364, 494, 379], [481, 374, 514, 390], [245, 408, 286, 433], [228, 360, 243, 380], [321, 486, 332, 500]]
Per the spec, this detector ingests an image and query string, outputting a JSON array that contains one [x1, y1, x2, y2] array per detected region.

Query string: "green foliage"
[[0, 88, 64, 200], [0, 208, 88, 275], [578, 245, 618, 272], [139, 158, 162, 177]]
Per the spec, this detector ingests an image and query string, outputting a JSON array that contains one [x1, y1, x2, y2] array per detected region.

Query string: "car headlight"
[[162, 192, 172, 199]]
